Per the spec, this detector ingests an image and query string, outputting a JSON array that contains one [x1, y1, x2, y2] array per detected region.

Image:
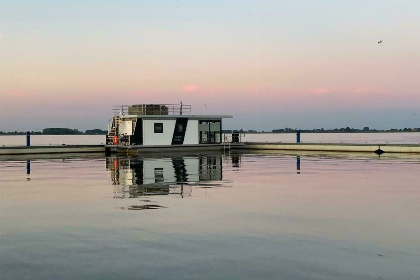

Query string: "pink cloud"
[[1, 90, 31, 97], [310, 88, 336, 96], [350, 88, 371, 94], [184, 85, 199, 93]]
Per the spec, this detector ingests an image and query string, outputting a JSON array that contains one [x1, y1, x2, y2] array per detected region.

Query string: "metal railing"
[[222, 133, 242, 151], [223, 133, 242, 144], [113, 103, 192, 116]]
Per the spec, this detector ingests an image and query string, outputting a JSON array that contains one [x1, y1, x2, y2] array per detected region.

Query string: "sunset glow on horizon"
[[1, 0, 419, 131]]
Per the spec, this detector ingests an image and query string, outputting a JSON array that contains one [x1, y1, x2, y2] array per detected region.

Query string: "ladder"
[[107, 115, 121, 144], [223, 134, 231, 153]]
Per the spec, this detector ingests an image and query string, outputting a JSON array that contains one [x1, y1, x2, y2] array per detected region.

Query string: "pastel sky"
[[1, 0, 419, 131]]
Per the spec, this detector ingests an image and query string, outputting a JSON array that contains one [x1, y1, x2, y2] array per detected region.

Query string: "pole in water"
[[296, 130, 301, 143], [26, 131, 31, 146]]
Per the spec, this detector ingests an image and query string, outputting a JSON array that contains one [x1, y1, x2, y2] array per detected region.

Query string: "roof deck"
[[113, 103, 232, 119], [114, 104, 192, 116]]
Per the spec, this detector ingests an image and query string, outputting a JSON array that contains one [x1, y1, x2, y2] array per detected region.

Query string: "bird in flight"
[[378, 40, 383, 44]]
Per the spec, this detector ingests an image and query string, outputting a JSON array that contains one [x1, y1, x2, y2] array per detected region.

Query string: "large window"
[[154, 123, 163, 133], [199, 120, 221, 144]]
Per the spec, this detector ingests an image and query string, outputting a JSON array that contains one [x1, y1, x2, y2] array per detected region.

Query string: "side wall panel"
[[183, 120, 198, 145], [119, 120, 133, 135], [143, 119, 176, 146], [130, 118, 143, 145]]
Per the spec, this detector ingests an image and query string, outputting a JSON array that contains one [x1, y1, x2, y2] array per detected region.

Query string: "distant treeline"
[[223, 127, 419, 133], [0, 128, 107, 135]]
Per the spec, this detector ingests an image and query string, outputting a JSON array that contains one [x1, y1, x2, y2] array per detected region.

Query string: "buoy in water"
[[375, 146, 384, 155]]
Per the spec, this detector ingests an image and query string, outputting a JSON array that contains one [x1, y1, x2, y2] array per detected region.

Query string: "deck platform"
[[105, 143, 244, 155]]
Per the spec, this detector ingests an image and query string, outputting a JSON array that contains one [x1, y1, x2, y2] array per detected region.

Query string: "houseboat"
[[106, 103, 238, 153]]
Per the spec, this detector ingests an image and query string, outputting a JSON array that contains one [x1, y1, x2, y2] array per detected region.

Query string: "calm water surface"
[[1, 151, 420, 280], [0, 132, 419, 146]]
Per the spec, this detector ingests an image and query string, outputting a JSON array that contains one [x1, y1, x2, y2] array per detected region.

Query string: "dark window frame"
[[154, 123, 163, 133]]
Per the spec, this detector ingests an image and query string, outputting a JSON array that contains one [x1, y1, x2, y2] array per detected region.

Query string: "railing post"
[[296, 130, 301, 143]]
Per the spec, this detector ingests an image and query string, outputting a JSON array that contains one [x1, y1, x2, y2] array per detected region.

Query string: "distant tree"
[[42, 128, 83, 135], [363, 127, 370, 131], [85, 129, 107, 135]]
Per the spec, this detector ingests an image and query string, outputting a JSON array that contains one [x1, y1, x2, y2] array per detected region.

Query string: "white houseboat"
[[106, 103, 238, 153]]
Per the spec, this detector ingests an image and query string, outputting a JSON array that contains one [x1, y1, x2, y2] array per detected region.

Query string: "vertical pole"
[[296, 130, 301, 143], [26, 131, 31, 146], [219, 119, 222, 144], [180, 101, 183, 115], [208, 122, 211, 143]]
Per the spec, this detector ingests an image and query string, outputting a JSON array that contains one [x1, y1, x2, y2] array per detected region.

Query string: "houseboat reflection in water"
[[106, 155, 228, 199]]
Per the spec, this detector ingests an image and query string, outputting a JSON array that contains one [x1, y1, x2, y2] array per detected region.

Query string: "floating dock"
[[236, 143, 420, 154], [0, 145, 105, 155], [1, 143, 420, 155]]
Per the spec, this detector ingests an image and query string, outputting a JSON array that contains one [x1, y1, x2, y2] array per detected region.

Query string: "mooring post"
[[296, 130, 301, 143], [26, 131, 31, 146]]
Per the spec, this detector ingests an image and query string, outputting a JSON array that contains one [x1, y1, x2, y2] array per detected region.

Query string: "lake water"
[[0, 132, 419, 146], [1, 151, 419, 280]]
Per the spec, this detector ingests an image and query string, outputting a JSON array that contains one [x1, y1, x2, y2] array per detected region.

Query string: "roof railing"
[[113, 103, 192, 116]]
